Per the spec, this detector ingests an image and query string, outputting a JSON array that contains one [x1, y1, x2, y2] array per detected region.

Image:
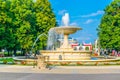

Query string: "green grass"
[[0, 57, 14, 64]]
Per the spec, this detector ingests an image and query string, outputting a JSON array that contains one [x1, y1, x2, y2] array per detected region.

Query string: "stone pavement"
[[0, 65, 120, 74], [1, 72, 120, 80]]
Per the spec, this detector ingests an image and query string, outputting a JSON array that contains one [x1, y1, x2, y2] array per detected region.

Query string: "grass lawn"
[[0, 57, 14, 64]]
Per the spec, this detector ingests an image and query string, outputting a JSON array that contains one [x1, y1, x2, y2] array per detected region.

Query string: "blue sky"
[[49, 0, 113, 43]]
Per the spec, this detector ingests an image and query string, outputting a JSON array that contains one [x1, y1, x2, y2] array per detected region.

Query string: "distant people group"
[[112, 50, 120, 56], [99, 49, 120, 57]]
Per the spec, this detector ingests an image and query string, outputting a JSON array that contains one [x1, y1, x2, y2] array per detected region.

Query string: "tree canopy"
[[0, 0, 56, 55], [98, 0, 120, 50]]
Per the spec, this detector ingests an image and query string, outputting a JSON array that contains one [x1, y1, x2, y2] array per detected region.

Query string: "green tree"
[[0, 0, 20, 56], [10, 0, 35, 53], [0, 0, 56, 55], [98, 0, 120, 51], [33, 0, 56, 51]]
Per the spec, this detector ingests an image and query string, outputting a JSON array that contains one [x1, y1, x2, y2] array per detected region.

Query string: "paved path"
[[1, 72, 120, 80], [0, 65, 120, 80], [0, 65, 120, 74]]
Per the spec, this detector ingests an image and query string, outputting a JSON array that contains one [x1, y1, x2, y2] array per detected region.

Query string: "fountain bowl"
[[55, 26, 82, 35]]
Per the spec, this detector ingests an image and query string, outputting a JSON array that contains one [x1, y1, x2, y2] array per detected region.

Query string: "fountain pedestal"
[[61, 34, 69, 48], [57, 34, 74, 51], [55, 26, 81, 51]]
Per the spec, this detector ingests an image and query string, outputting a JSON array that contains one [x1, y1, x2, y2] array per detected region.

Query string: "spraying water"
[[31, 33, 48, 51], [47, 28, 58, 50], [62, 13, 69, 26]]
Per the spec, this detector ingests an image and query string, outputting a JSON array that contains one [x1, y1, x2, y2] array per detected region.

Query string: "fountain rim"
[[13, 56, 119, 62], [54, 26, 82, 30]]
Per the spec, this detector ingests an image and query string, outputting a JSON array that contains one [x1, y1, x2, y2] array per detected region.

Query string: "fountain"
[[13, 13, 120, 67], [39, 13, 92, 60]]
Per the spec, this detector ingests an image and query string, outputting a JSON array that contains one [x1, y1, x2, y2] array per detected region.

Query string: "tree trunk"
[[22, 49, 26, 56], [13, 49, 16, 56], [8, 50, 10, 56]]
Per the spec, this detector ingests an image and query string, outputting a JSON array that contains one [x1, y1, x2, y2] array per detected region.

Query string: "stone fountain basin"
[[55, 26, 82, 34], [40, 50, 92, 60], [13, 55, 120, 66]]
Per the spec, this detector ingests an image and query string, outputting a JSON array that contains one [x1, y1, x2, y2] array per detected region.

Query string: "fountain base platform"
[[56, 48, 74, 51], [40, 50, 92, 60]]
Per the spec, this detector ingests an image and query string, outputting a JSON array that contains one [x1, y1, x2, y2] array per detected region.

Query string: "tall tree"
[[0, 0, 57, 55], [98, 0, 120, 50], [10, 0, 35, 52], [33, 0, 56, 50], [0, 0, 20, 55]]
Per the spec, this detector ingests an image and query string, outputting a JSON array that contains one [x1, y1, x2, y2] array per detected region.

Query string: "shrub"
[[47, 62, 54, 65], [21, 61, 26, 65], [60, 62, 69, 66], [3, 60, 7, 64], [0, 58, 14, 64], [76, 62, 83, 65]]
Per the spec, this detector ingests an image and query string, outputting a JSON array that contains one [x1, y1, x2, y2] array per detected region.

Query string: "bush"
[[0, 58, 14, 64], [76, 62, 83, 65], [60, 62, 69, 66], [21, 61, 26, 65], [3, 60, 7, 64]]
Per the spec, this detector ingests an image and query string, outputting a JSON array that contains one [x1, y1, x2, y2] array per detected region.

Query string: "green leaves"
[[0, 0, 56, 52], [98, 0, 120, 50]]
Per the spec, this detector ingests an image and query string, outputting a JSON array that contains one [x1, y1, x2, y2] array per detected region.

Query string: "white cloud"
[[69, 22, 78, 26], [81, 10, 104, 18], [71, 10, 104, 19], [58, 10, 67, 15], [84, 19, 94, 24]]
